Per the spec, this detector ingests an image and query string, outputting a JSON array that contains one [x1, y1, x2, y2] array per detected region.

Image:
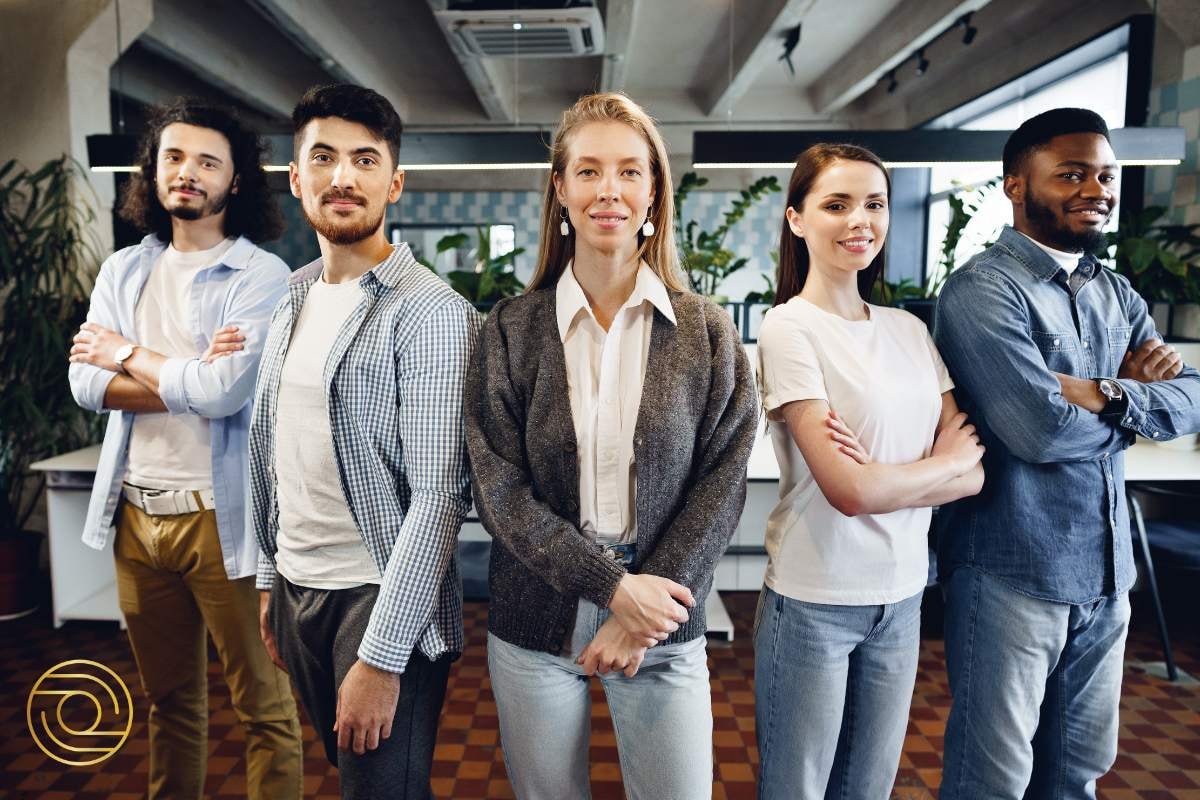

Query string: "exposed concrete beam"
[[695, 0, 816, 117], [140, 0, 331, 120], [425, 0, 515, 122], [247, 0, 411, 121], [600, 0, 640, 93], [809, 0, 989, 114]]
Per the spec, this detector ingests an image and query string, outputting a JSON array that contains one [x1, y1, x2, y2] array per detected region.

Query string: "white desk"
[[29, 445, 122, 628], [1126, 439, 1200, 481]]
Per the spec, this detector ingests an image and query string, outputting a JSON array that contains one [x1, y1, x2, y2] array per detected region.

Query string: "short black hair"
[[1002, 108, 1111, 176], [118, 99, 283, 243], [292, 84, 403, 168]]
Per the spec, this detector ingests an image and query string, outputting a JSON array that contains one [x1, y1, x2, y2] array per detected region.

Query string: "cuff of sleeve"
[[762, 390, 826, 414], [255, 553, 277, 592], [579, 551, 628, 608], [357, 629, 412, 674], [1114, 378, 1155, 437], [85, 367, 119, 412], [157, 356, 193, 415]]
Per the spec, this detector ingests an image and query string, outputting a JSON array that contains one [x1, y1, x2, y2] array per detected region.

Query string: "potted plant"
[[674, 171, 780, 302], [1105, 206, 1200, 339], [0, 157, 104, 617], [421, 226, 526, 312]]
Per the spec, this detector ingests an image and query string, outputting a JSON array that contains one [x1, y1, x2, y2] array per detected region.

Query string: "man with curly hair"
[[68, 99, 302, 799]]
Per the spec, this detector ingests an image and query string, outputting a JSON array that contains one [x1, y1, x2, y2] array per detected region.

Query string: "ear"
[[552, 172, 565, 206], [785, 206, 804, 238], [288, 162, 301, 200], [1003, 174, 1023, 205], [230, 173, 240, 195], [388, 168, 405, 203]]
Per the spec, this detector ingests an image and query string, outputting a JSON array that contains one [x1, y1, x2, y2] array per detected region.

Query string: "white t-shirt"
[[756, 296, 954, 605], [125, 239, 234, 490], [1020, 231, 1083, 275], [274, 276, 381, 589]]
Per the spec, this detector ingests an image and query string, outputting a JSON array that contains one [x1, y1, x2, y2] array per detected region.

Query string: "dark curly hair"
[[117, 99, 283, 243]]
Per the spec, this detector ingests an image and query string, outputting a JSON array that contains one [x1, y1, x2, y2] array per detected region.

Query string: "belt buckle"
[[141, 491, 175, 516]]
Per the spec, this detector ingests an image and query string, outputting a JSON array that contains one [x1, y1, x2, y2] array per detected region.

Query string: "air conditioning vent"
[[436, 7, 605, 58]]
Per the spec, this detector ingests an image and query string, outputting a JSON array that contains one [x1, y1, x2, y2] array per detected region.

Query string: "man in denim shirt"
[[935, 108, 1200, 799]]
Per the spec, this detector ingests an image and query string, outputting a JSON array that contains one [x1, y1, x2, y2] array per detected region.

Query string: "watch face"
[[1099, 379, 1122, 400], [115, 344, 134, 363]]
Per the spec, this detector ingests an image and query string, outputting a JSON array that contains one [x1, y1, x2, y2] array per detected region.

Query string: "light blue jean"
[[487, 600, 713, 800], [753, 585, 923, 800], [939, 566, 1130, 800]]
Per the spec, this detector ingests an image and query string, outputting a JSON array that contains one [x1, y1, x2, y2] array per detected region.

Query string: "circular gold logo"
[[26, 659, 133, 766]]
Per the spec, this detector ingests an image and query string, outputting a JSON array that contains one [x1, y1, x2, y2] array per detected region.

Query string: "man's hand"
[[608, 573, 693, 643], [1052, 373, 1106, 413], [201, 325, 245, 364], [1120, 338, 1183, 383], [258, 590, 287, 673], [578, 617, 648, 678], [335, 660, 401, 755], [69, 322, 133, 372]]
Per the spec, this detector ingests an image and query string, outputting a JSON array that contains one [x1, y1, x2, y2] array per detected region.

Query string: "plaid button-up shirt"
[[250, 243, 481, 673]]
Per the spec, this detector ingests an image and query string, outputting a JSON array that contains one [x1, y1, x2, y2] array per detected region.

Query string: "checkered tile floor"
[[2, 592, 1198, 799]]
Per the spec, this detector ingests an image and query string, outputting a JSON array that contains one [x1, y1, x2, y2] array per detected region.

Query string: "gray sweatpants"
[[269, 577, 452, 800]]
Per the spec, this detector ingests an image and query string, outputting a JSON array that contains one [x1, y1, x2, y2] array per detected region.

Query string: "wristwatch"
[[114, 343, 136, 372], [1095, 378, 1128, 418]]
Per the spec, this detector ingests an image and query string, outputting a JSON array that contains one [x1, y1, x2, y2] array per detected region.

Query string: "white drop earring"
[[642, 213, 655, 237], [560, 207, 570, 237]]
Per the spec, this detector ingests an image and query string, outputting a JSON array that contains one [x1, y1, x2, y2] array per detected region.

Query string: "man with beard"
[[68, 100, 302, 799], [249, 84, 479, 799], [934, 108, 1200, 798]]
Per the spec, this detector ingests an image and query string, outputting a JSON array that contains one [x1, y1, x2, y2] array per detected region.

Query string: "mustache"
[[321, 189, 366, 205], [169, 183, 206, 196]]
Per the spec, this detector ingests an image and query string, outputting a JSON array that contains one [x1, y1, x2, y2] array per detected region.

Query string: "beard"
[[1023, 188, 1110, 254], [303, 190, 384, 246], [158, 182, 231, 222]]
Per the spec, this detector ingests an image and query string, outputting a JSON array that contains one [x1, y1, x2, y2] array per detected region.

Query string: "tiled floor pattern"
[[2, 592, 1198, 799]]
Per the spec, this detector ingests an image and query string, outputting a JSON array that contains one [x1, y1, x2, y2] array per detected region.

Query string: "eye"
[[1060, 172, 1082, 182], [577, 168, 597, 177], [623, 168, 642, 177], [356, 156, 377, 167], [202, 161, 218, 170], [163, 154, 179, 163], [825, 202, 846, 212], [1099, 173, 1117, 184], [312, 153, 332, 164], [867, 200, 887, 210]]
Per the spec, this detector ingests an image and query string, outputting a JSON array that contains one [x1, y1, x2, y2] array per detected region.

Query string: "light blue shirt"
[[68, 234, 290, 579]]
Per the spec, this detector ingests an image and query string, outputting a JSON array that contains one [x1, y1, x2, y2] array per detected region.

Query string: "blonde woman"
[[464, 93, 757, 800]]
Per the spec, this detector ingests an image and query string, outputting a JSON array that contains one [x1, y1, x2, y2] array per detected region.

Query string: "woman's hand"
[[826, 409, 871, 464], [577, 617, 648, 678], [608, 573, 693, 643], [931, 411, 985, 474]]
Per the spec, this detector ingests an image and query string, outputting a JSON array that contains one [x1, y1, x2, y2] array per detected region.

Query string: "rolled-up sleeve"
[[157, 256, 289, 418], [69, 253, 122, 412]]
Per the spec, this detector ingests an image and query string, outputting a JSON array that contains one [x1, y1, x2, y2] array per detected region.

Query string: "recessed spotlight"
[[959, 13, 977, 45], [915, 49, 929, 76]]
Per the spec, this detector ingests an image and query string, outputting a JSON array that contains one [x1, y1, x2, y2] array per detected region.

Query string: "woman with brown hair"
[[464, 92, 757, 799], [754, 144, 984, 799]]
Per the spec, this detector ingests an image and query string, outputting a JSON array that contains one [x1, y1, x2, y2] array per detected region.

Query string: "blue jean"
[[487, 600, 713, 800], [753, 585, 922, 800], [939, 566, 1130, 800]]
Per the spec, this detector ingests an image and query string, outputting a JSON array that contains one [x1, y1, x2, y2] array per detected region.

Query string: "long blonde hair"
[[526, 92, 685, 293]]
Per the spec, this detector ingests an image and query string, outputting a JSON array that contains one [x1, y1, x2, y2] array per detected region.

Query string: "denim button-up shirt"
[[934, 226, 1200, 604], [250, 244, 481, 673], [68, 234, 290, 579]]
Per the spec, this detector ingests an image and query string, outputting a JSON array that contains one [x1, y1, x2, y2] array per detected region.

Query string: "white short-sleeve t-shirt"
[[756, 296, 954, 605]]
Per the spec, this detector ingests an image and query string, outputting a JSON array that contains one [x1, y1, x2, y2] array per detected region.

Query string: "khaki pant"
[[114, 502, 302, 799]]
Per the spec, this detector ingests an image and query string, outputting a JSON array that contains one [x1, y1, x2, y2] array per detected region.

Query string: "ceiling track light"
[[959, 12, 977, 45], [886, 69, 898, 94], [915, 48, 930, 76]]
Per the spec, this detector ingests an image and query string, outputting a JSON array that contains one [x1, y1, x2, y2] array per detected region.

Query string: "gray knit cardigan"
[[464, 286, 758, 655]]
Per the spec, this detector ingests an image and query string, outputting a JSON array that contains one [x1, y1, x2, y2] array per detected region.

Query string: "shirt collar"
[[555, 261, 677, 342], [995, 225, 1097, 282], [141, 233, 256, 270], [288, 243, 418, 290]]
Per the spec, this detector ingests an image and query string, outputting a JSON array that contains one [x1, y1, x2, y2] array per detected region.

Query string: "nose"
[[330, 158, 355, 189], [1079, 175, 1110, 200], [176, 157, 197, 182], [597, 173, 619, 202], [848, 205, 871, 230]]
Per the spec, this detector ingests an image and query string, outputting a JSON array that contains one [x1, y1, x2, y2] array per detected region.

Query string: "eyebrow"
[[572, 155, 648, 164], [161, 147, 225, 164], [1055, 159, 1118, 170], [308, 142, 384, 158], [821, 192, 888, 199]]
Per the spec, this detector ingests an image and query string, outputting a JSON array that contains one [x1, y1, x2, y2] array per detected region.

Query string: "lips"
[[322, 192, 365, 210], [1068, 205, 1108, 221], [589, 212, 628, 230], [171, 186, 203, 198], [838, 237, 874, 253]]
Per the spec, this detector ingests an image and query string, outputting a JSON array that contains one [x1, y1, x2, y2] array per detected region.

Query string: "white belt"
[[123, 485, 216, 516]]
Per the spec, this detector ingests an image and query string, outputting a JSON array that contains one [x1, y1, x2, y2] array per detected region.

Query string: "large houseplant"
[[1105, 206, 1200, 338], [0, 157, 104, 615], [674, 171, 780, 299], [420, 226, 525, 310]]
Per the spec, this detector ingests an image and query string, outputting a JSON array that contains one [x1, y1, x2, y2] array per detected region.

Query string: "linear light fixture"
[[692, 128, 1185, 170]]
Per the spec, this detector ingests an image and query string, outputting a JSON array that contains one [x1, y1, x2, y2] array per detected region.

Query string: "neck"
[[170, 214, 228, 252], [572, 241, 641, 330], [799, 262, 869, 321], [319, 229, 394, 284]]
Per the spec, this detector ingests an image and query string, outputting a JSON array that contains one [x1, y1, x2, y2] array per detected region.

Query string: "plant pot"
[[0, 530, 42, 620]]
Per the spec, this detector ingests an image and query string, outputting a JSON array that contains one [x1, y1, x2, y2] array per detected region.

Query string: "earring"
[[642, 213, 655, 237], [560, 207, 570, 237]]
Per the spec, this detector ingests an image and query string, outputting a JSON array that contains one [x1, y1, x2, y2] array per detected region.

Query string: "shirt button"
[[1053, 338, 1061, 347], [1083, 341, 1090, 348], [1124, 417, 1131, 424], [1150, 431, 1158, 438]]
